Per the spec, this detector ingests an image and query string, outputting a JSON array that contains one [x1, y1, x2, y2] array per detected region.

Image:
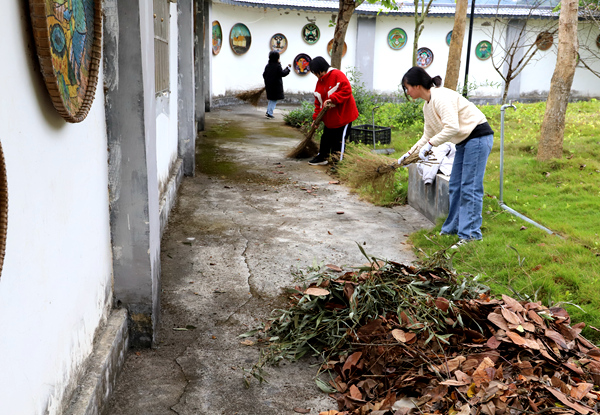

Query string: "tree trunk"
[[537, 0, 578, 161], [412, 0, 433, 67], [444, 0, 468, 90], [331, 0, 361, 69]]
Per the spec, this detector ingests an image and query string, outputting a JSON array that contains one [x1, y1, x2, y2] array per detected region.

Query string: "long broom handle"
[[304, 103, 333, 141]]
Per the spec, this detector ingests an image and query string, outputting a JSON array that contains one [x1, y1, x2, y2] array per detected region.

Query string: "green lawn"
[[345, 99, 600, 343]]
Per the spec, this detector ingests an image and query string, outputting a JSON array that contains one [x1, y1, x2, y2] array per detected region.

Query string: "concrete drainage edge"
[[64, 308, 129, 415]]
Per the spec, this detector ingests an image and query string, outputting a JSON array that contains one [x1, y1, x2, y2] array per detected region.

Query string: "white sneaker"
[[450, 239, 481, 249]]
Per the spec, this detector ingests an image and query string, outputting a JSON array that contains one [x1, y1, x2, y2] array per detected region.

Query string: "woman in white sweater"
[[398, 67, 494, 248]]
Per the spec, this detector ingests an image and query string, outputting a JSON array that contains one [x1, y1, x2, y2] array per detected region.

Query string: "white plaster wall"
[[156, 3, 180, 193], [210, 4, 600, 100], [373, 15, 506, 97], [0, 3, 113, 414], [211, 3, 357, 96]]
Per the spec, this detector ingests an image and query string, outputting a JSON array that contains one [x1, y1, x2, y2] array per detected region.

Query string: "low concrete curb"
[[65, 309, 129, 415], [159, 158, 183, 238], [407, 164, 449, 224]]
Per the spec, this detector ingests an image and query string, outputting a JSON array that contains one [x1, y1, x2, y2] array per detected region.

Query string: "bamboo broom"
[[235, 87, 266, 107], [337, 147, 434, 201], [286, 104, 333, 159]]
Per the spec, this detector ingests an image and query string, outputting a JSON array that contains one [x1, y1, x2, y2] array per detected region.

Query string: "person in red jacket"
[[307, 56, 359, 166]]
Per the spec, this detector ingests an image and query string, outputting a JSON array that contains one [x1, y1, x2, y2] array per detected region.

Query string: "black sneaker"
[[308, 157, 328, 166], [265, 113, 274, 119]]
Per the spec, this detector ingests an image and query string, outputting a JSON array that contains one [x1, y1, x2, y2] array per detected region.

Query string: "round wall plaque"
[[230, 23, 251, 55], [270, 33, 288, 54], [416, 47, 433, 68], [212, 21, 223, 55], [387, 28, 407, 50], [293, 53, 312, 75], [327, 39, 347, 57], [29, 0, 103, 123], [446, 31, 452, 46], [302, 24, 320, 44], [535, 32, 553, 51], [475, 41, 492, 60]]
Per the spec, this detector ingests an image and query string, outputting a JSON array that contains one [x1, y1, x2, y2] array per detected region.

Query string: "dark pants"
[[318, 123, 352, 160]]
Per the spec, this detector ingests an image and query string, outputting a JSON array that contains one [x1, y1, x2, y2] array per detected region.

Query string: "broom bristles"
[[236, 87, 266, 106], [337, 146, 428, 200], [287, 105, 332, 159]]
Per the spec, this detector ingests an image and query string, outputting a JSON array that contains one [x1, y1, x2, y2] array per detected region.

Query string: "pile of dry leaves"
[[249, 257, 600, 415]]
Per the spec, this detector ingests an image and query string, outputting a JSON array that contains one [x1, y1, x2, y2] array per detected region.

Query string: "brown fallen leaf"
[[487, 312, 509, 331], [391, 329, 416, 344], [305, 287, 330, 296], [326, 264, 343, 272], [439, 356, 466, 373], [472, 357, 495, 386], [329, 180, 340, 184], [336, 211, 344, 214], [293, 408, 311, 414], [545, 329, 569, 349], [502, 294, 525, 313], [544, 385, 592, 414], [435, 297, 450, 313], [240, 339, 254, 346], [349, 384, 363, 400], [501, 307, 522, 325], [571, 383, 594, 400], [342, 351, 363, 379]]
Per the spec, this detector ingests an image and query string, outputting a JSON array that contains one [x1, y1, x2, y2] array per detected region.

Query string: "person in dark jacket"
[[263, 51, 291, 119]]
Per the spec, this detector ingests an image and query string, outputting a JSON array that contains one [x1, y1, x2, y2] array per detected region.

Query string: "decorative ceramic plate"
[[387, 28, 407, 50], [28, 0, 103, 122], [270, 33, 287, 54], [327, 39, 347, 57], [302, 24, 320, 44], [535, 32, 553, 51], [229, 23, 251, 55], [293, 53, 311, 75], [446, 31, 452, 46], [416, 47, 433, 68], [475, 41, 492, 60], [212, 21, 222, 55]]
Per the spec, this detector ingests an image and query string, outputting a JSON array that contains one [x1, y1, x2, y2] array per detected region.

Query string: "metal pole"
[[372, 106, 380, 150], [462, 0, 476, 97], [498, 103, 557, 236]]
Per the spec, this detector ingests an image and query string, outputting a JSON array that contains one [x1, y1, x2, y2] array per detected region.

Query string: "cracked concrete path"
[[106, 104, 433, 415]]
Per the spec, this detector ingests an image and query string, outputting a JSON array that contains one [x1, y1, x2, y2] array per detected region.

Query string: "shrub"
[[284, 100, 314, 128]]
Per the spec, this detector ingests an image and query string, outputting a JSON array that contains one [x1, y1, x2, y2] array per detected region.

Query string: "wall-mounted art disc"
[[327, 39, 347, 57], [535, 31, 553, 51], [230, 23, 251, 55], [475, 41, 492, 60], [416, 47, 433, 68], [387, 28, 407, 50], [293, 53, 311, 75], [302, 24, 320, 44], [212, 21, 223, 55], [446, 31, 452, 46], [29, 0, 103, 123], [270, 33, 288, 54]]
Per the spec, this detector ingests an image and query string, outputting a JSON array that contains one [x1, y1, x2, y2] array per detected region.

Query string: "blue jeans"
[[267, 100, 277, 116], [441, 134, 493, 240]]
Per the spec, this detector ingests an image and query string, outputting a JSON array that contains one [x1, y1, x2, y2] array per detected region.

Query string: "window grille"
[[154, 0, 170, 94]]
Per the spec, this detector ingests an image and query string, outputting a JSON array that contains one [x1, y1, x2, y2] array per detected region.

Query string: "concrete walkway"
[[106, 104, 433, 415]]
